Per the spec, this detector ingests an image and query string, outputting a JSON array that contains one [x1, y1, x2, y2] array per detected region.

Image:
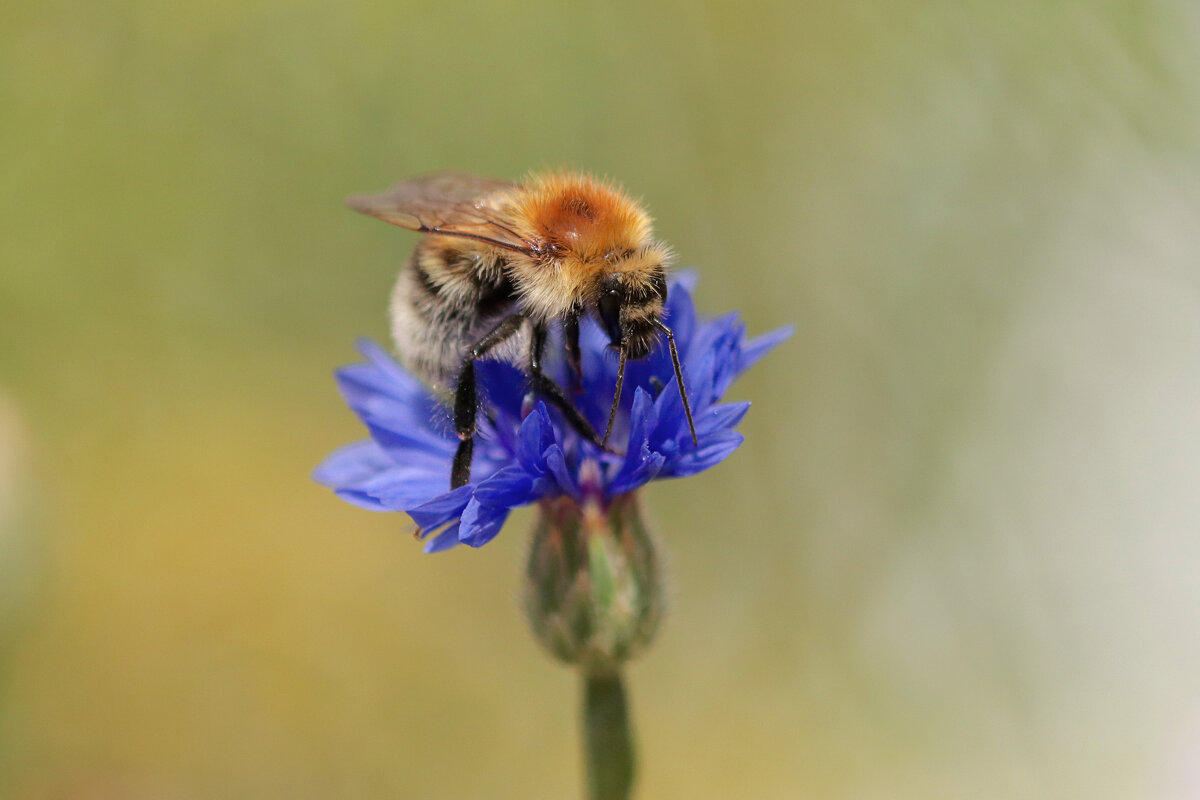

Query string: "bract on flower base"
[[524, 483, 663, 672], [314, 273, 790, 552]]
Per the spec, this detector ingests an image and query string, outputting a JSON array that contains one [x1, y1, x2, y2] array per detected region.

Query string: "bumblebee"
[[348, 170, 697, 488]]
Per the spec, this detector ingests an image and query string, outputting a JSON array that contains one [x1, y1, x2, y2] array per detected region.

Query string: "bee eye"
[[598, 287, 623, 344]]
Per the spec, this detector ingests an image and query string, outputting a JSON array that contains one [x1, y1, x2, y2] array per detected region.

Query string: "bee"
[[347, 170, 697, 489]]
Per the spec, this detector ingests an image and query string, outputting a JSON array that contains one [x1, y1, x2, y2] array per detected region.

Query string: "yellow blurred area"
[[4, 0, 1200, 797]]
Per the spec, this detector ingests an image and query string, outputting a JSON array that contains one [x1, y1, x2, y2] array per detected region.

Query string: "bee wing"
[[346, 171, 536, 254]]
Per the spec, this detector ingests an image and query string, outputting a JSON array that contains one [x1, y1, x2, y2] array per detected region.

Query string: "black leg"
[[564, 311, 582, 393], [653, 320, 698, 446], [451, 436, 474, 489], [528, 323, 616, 453], [451, 313, 526, 488], [602, 341, 628, 447]]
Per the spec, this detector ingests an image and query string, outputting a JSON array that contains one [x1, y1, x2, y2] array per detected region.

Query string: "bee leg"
[[564, 311, 583, 393], [528, 323, 620, 455], [450, 435, 474, 491], [451, 313, 527, 488]]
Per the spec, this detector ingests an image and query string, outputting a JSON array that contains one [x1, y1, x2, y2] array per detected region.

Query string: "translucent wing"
[[346, 171, 536, 254]]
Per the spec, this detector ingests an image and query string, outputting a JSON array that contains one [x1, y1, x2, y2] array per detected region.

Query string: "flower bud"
[[523, 480, 664, 673]]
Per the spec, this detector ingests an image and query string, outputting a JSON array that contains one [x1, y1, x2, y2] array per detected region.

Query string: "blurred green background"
[[4, 0, 1200, 797]]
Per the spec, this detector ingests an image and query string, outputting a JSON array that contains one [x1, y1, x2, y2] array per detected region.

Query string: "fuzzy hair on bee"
[[348, 169, 697, 490], [389, 237, 525, 393]]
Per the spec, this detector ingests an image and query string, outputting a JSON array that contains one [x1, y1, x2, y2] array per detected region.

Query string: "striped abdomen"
[[389, 238, 521, 391]]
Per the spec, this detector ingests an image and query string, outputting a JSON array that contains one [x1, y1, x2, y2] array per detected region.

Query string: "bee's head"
[[593, 254, 699, 453], [595, 264, 669, 359]]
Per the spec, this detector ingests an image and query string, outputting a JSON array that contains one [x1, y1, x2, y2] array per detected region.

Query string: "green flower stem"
[[584, 669, 635, 800]]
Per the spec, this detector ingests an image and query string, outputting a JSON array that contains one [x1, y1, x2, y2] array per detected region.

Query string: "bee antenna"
[[655, 320, 698, 447], [602, 340, 629, 447]]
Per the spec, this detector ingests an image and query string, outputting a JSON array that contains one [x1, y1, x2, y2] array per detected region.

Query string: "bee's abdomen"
[[389, 241, 521, 389]]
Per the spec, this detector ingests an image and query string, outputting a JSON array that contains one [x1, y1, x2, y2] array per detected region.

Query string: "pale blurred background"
[[4, 1, 1200, 798]]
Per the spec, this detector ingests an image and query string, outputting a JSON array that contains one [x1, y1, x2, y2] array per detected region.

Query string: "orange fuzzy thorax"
[[510, 172, 655, 262], [499, 172, 668, 321]]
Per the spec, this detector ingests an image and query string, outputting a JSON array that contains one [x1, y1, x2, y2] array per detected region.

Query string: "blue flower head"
[[314, 273, 790, 553]]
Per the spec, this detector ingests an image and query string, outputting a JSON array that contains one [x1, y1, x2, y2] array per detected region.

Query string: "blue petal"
[[627, 388, 658, 446], [335, 363, 423, 414], [407, 485, 473, 530], [475, 465, 537, 506], [423, 521, 463, 553], [355, 338, 431, 397], [315, 440, 451, 512], [685, 346, 719, 412], [651, 369, 716, 453], [475, 406, 521, 457], [516, 404, 555, 474], [684, 316, 741, 403], [362, 417, 455, 462], [663, 281, 697, 357], [544, 444, 578, 498], [738, 325, 794, 375], [662, 430, 744, 478], [312, 440, 394, 486], [475, 360, 529, 420], [695, 401, 751, 435], [609, 388, 662, 494], [335, 356, 445, 438], [608, 444, 665, 495], [332, 488, 394, 511], [369, 469, 455, 510], [652, 374, 683, 443], [669, 270, 700, 295], [459, 498, 511, 547], [578, 322, 613, 391], [711, 333, 747, 401]]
